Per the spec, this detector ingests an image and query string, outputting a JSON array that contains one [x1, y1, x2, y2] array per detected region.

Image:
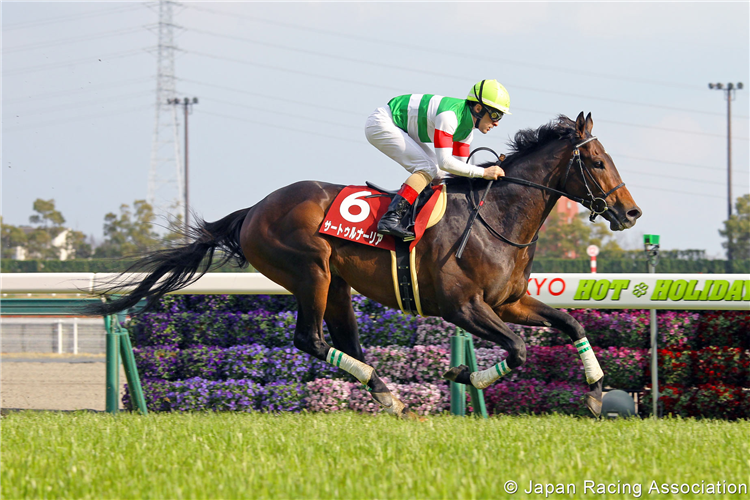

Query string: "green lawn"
[[2, 411, 748, 499]]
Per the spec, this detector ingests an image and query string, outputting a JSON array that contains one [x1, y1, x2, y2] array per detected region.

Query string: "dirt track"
[[1, 354, 126, 412]]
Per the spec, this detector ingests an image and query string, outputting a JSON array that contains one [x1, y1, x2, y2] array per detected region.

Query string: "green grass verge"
[[2, 412, 749, 499]]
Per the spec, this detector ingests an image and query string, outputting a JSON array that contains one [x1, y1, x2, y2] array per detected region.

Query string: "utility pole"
[[168, 97, 198, 234]]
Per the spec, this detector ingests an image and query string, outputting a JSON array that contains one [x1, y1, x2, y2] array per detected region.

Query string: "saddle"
[[318, 183, 447, 316], [364, 181, 446, 233], [318, 183, 447, 252]]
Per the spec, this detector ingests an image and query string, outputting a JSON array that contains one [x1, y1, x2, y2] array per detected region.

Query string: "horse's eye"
[[594, 161, 605, 169]]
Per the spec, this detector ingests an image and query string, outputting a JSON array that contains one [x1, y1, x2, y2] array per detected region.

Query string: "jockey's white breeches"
[[365, 106, 441, 180]]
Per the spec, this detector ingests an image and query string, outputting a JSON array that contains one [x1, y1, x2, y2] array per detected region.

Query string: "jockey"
[[365, 79, 510, 239]]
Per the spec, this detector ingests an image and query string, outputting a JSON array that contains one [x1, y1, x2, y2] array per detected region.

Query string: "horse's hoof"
[[385, 396, 406, 417], [402, 410, 427, 422], [443, 365, 471, 385], [585, 394, 603, 418], [371, 391, 393, 408]]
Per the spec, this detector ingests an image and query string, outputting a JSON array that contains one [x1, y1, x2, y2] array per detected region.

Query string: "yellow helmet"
[[467, 79, 511, 115]]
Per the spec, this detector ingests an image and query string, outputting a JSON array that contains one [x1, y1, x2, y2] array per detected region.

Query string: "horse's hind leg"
[[323, 276, 415, 418], [499, 295, 604, 417]]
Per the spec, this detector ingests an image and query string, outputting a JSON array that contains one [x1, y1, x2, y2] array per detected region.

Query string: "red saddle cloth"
[[318, 185, 443, 251]]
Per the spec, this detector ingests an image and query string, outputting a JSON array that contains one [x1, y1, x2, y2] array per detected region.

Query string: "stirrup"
[[376, 220, 415, 240]]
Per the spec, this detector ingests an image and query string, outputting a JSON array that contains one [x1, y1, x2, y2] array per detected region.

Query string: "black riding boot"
[[377, 194, 415, 240]]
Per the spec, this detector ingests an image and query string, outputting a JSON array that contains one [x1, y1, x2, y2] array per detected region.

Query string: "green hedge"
[[1, 258, 747, 274], [0, 259, 255, 273], [530, 258, 749, 274]]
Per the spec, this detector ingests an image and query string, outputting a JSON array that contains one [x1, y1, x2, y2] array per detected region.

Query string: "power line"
[[627, 183, 739, 201], [3, 4, 144, 31], [3, 77, 154, 104], [192, 108, 747, 196], [515, 106, 749, 141], [206, 97, 357, 130], [613, 153, 749, 175], [4, 104, 152, 132], [184, 48, 750, 136], [4, 27, 145, 53], [3, 49, 149, 76], [183, 46, 750, 141], [185, 4, 705, 93], [184, 26, 749, 122], [200, 110, 362, 145], [622, 169, 749, 188], [177, 78, 360, 116], [6, 90, 154, 117], [179, 75, 748, 176]]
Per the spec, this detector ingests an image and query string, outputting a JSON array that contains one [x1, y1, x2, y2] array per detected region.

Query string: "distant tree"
[[25, 198, 74, 259], [1, 216, 28, 259], [535, 211, 623, 258], [67, 230, 93, 259], [719, 194, 750, 260], [29, 199, 65, 228], [94, 200, 161, 258]]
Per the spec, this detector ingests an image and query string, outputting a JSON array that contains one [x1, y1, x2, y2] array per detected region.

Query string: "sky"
[[3, 1, 749, 258]]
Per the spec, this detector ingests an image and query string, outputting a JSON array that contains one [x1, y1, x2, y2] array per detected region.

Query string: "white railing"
[[1, 272, 747, 310]]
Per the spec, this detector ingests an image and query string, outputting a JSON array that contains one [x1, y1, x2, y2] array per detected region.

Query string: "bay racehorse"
[[90, 112, 641, 418]]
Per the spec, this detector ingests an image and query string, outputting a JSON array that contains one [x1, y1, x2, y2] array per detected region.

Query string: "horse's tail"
[[85, 207, 252, 316]]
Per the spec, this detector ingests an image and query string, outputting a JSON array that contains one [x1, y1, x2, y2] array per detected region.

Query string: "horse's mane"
[[445, 115, 577, 189], [505, 114, 578, 161], [445, 115, 578, 187]]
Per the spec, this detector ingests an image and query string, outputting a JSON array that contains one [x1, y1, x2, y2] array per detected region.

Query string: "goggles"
[[473, 80, 504, 122], [485, 107, 504, 122]]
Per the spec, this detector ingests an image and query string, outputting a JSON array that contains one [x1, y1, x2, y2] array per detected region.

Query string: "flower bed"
[[125, 295, 747, 418]]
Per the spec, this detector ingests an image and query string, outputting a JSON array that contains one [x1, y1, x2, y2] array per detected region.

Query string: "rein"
[[455, 138, 626, 258]]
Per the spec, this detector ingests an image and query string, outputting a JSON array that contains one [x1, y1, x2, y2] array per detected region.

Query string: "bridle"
[[455, 138, 626, 256], [559, 136, 626, 222]]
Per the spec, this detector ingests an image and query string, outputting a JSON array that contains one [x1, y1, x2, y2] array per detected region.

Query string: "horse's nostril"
[[627, 208, 642, 220]]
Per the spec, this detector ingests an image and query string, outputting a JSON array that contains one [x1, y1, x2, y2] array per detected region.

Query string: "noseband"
[[456, 139, 627, 256], [560, 136, 626, 222]]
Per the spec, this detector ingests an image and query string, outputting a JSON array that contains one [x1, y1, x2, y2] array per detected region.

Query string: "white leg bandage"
[[470, 360, 511, 390], [326, 348, 374, 385], [575, 337, 603, 384]]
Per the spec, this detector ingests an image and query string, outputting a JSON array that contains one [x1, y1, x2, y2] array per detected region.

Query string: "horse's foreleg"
[[442, 297, 526, 390], [324, 276, 364, 361], [499, 295, 603, 417]]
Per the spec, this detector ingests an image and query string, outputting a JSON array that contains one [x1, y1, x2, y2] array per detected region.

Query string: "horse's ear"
[[585, 112, 594, 134], [575, 112, 586, 138]]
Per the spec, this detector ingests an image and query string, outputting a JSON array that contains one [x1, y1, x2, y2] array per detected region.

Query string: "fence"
[[2, 272, 747, 417], [1, 317, 106, 354]]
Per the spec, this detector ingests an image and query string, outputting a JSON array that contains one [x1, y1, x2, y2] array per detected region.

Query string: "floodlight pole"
[[708, 82, 743, 260], [644, 234, 660, 419]]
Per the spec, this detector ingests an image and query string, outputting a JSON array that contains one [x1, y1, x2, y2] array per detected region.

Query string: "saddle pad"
[[319, 185, 446, 251]]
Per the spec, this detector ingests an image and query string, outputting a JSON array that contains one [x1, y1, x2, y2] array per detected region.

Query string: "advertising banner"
[[527, 273, 749, 310], [2, 273, 748, 310]]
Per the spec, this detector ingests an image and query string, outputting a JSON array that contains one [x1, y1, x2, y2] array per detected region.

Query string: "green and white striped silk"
[[388, 94, 473, 144], [574, 337, 603, 384]]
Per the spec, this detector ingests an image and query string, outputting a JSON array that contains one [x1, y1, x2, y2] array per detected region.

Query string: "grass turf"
[[2, 411, 749, 499]]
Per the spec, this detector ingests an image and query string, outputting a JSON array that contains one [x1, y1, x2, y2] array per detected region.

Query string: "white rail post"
[[73, 318, 79, 355], [56, 319, 63, 354]]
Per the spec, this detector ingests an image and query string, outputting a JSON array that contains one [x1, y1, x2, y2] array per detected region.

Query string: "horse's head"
[[562, 112, 642, 231]]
